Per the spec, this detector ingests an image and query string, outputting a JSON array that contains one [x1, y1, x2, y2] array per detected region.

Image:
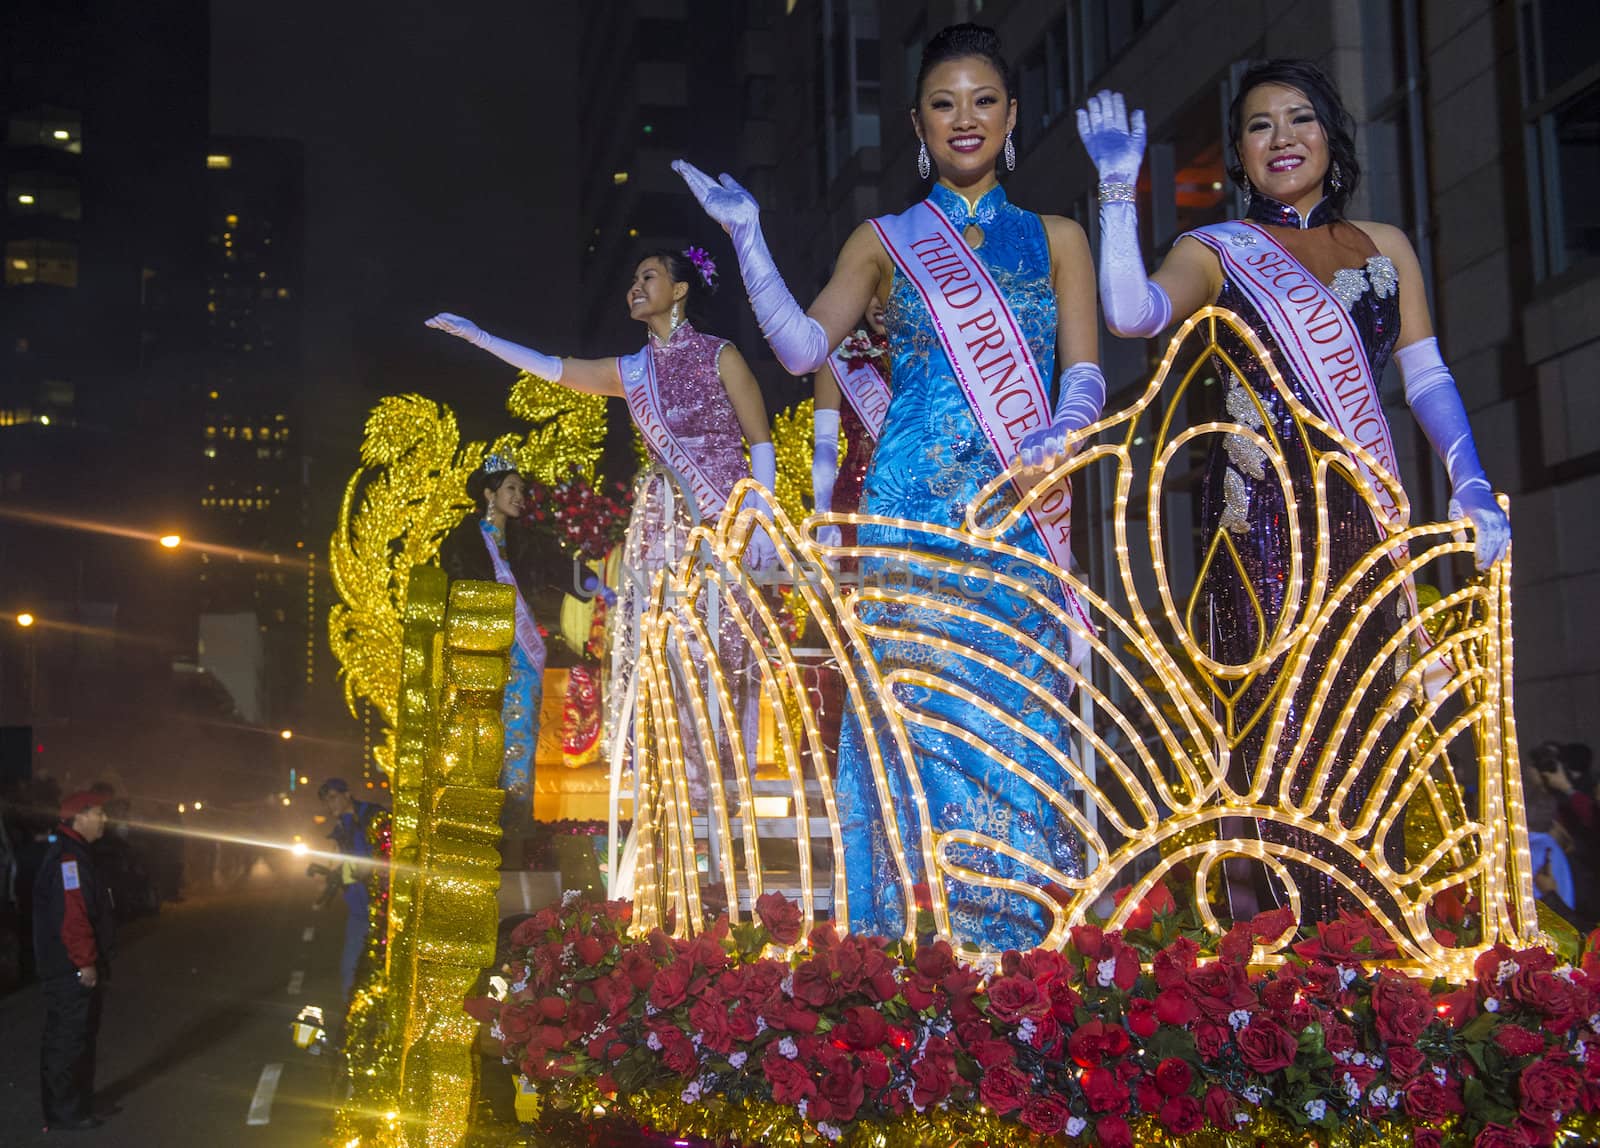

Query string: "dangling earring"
[[1329, 161, 1344, 193], [916, 140, 930, 180], [669, 301, 681, 330], [1004, 131, 1016, 172], [1241, 181, 1253, 210]]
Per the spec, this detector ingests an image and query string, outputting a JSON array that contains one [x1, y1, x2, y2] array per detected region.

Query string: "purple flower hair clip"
[[683, 246, 718, 290]]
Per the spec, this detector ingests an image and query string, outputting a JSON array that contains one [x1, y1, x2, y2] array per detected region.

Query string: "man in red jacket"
[[33, 790, 115, 1132]]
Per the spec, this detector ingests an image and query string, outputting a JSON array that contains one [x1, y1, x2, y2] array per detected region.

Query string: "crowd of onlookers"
[[1522, 740, 1600, 932], [0, 777, 183, 990]]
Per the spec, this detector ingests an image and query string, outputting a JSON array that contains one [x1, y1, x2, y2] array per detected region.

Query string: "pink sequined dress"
[[604, 323, 757, 849]]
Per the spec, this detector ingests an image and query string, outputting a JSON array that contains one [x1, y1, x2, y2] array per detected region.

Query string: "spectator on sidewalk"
[[317, 778, 383, 1000], [33, 790, 116, 1133]]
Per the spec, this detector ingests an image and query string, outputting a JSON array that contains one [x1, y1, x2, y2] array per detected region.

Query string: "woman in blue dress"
[[677, 24, 1105, 949], [439, 456, 546, 844]]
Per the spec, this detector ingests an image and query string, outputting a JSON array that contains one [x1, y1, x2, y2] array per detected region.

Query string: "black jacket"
[[32, 828, 115, 980], [438, 515, 543, 608]]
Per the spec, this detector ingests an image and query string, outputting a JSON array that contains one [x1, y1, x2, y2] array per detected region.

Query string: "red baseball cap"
[[59, 790, 108, 820]]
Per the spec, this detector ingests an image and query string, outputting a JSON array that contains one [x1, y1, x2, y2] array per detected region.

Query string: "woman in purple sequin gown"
[[427, 249, 774, 889], [1081, 63, 1510, 920]]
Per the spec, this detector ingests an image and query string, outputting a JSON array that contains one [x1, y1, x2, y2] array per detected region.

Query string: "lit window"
[[204, 446, 217, 458], [7, 108, 82, 154], [612, 171, 629, 185], [207, 155, 232, 169], [5, 239, 78, 287], [17, 194, 33, 205]]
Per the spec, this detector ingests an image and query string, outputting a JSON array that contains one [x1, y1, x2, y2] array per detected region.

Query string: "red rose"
[[618, 948, 658, 991], [1127, 997, 1159, 1039], [910, 1053, 955, 1109], [1291, 909, 1397, 965], [1028, 1012, 1064, 1055], [1136, 1075, 1162, 1113], [658, 1028, 698, 1076], [1519, 1055, 1582, 1121], [763, 1048, 815, 1104], [648, 956, 694, 1010], [791, 954, 839, 1007], [688, 997, 733, 1054], [815, 1059, 866, 1124], [1260, 973, 1300, 1013], [1020, 1093, 1070, 1136], [1217, 922, 1254, 965], [903, 975, 937, 1012], [1387, 1043, 1426, 1081], [1020, 948, 1070, 986], [860, 1048, 891, 1091], [1155, 987, 1199, 1026], [1155, 1056, 1193, 1096], [1095, 1115, 1134, 1148], [1511, 970, 1588, 1033], [1517, 1115, 1557, 1148], [1187, 960, 1254, 1020], [1250, 905, 1296, 946], [837, 1005, 887, 1051], [1323, 1016, 1356, 1056], [1404, 1079, 1465, 1122], [914, 940, 957, 980], [1372, 971, 1434, 1046], [1414, 1129, 1444, 1148], [1069, 1019, 1131, 1067], [1496, 1024, 1547, 1058], [1049, 978, 1084, 1023], [575, 934, 604, 966], [1473, 1125, 1531, 1148], [499, 1002, 538, 1046], [1071, 924, 1106, 959], [767, 1000, 820, 1033], [1236, 1017, 1297, 1074], [978, 1063, 1031, 1115], [986, 974, 1048, 1023], [1153, 937, 1200, 990], [1204, 1085, 1238, 1129], [1194, 1021, 1229, 1061], [1160, 1094, 1204, 1135], [1081, 1066, 1131, 1114]]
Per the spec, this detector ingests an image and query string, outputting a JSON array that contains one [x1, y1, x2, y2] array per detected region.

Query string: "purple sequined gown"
[[606, 323, 754, 812], [1192, 198, 1408, 922]]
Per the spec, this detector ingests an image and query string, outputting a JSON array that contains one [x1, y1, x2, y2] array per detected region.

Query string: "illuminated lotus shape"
[[628, 308, 1530, 977]]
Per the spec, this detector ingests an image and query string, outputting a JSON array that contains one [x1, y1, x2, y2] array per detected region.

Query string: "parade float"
[[325, 310, 1592, 1148]]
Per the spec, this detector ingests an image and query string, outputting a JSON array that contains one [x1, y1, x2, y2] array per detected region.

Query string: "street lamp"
[[280, 728, 293, 740], [15, 613, 34, 627], [158, 534, 181, 549]]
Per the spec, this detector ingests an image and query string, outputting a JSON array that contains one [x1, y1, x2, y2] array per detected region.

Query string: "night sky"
[[209, 2, 581, 469]]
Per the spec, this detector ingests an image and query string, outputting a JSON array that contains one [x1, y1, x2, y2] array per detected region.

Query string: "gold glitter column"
[[396, 574, 511, 1147]]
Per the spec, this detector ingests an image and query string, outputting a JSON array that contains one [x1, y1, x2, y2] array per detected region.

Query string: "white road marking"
[[287, 970, 304, 995], [301, 926, 315, 943], [246, 1063, 283, 1125]]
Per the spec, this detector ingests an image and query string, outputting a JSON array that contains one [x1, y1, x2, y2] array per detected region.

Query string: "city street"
[[0, 855, 344, 1145]]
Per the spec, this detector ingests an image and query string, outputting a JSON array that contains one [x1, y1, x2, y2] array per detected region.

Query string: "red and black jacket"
[[32, 826, 115, 979]]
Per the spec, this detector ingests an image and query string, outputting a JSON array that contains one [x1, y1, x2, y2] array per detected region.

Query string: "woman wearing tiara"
[[427, 247, 773, 893], [439, 457, 546, 841], [678, 23, 1105, 949], [1077, 62, 1510, 918]]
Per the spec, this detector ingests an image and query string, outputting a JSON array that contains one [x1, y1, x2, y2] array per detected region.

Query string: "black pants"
[[40, 972, 102, 1123]]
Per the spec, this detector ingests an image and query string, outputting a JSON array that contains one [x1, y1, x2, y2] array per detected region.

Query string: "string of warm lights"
[[622, 307, 1529, 976]]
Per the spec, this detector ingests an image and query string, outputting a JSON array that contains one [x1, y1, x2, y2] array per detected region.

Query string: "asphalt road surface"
[[0, 854, 347, 1145]]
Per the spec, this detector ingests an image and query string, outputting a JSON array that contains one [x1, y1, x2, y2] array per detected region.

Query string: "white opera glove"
[[424, 313, 564, 381], [812, 408, 842, 549], [1017, 362, 1108, 470], [1076, 91, 1172, 339], [1396, 337, 1510, 570], [743, 441, 778, 569], [673, 160, 829, 375]]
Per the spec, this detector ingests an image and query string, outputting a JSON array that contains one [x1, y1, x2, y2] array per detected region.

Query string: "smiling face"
[[626, 256, 687, 323], [913, 56, 1017, 187], [864, 296, 887, 336], [486, 472, 526, 520], [1236, 82, 1330, 214]]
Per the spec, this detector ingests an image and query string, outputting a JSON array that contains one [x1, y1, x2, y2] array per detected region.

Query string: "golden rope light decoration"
[[628, 308, 1529, 978]]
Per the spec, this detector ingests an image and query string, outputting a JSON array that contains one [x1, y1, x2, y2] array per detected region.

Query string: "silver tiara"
[[482, 451, 518, 475]]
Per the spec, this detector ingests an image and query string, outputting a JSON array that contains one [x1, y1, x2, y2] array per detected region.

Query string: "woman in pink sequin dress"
[[427, 248, 774, 892]]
